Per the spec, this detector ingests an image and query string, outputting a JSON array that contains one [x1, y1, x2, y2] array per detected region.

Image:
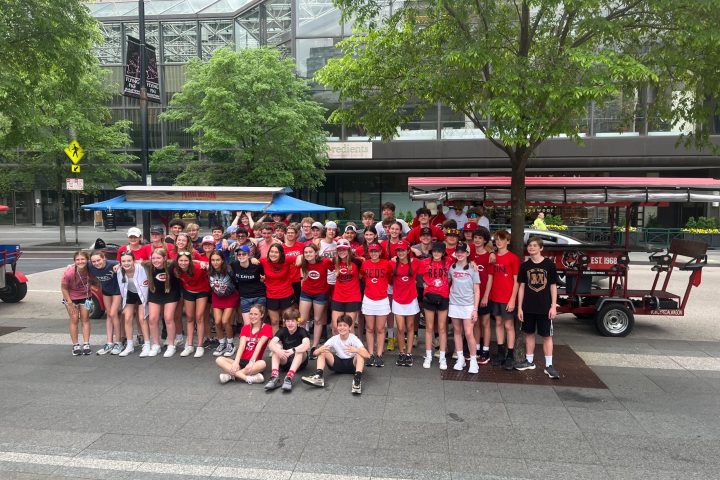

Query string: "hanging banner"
[[123, 36, 161, 104]]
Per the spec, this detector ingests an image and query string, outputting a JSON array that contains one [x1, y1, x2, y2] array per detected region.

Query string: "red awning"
[[409, 176, 720, 189]]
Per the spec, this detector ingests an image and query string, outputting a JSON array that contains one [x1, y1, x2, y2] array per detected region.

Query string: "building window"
[[201, 20, 234, 59], [162, 21, 199, 63], [96, 23, 123, 65], [297, 0, 342, 37], [296, 37, 342, 79]]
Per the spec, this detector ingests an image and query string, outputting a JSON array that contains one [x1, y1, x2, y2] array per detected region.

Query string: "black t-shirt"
[[518, 257, 558, 314], [230, 261, 266, 298], [274, 327, 309, 350], [88, 260, 120, 295], [147, 266, 181, 302]]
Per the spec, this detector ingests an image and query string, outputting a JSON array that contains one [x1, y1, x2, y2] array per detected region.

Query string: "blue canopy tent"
[[83, 186, 343, 213]]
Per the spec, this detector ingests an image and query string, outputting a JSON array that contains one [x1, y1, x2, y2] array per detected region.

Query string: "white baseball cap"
[[127, 227, 142, 237]]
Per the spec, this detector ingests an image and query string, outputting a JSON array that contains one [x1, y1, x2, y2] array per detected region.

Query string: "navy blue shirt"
[[88, 260, 120, 295]]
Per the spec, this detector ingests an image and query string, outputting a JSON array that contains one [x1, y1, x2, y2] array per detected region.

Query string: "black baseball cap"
[[419, 227, 432, 236]]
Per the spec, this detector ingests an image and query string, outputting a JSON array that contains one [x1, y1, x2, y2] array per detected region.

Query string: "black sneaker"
[[351, 375, 362, 394], [478, 350, 491, 365], [405, 354, 414, 367], [502, 355, 514, 371], [491, 347, 505, 367], [82, 344, 92, 355], [281, 376, 293, 392], [72, 344, 82, 356], [374, 355, 385, 368], [264, 375, 282, 390], [544, 365, 560, 379], [365, 354, 376, 367], [514, 360, 536, 371]]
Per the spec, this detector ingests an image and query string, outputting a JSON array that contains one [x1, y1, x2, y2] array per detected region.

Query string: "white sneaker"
[[247, 373, 264, 385], [468, 357, 479, 374], [139, 343, 151, 357], [439, 357, 448, 370], [180, 345, 195, 357], [175, 334, 185, 347], [423, 354, 432, 369], [193, 347, 205, 358], [118, 344, 134, 357], [453, 357, 466, 371], [219, 373, 234, 384], [110, 343, 123, 355], [163, 345, 176, 358], [148, 344, 161, 357]]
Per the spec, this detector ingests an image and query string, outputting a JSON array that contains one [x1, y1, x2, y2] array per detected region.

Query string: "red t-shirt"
[[470, 247, 491, 297], [381, 239, 404, 260], [406, 225, 445, 245], [418, 256, 454, 298], [445, 246, 457, 258], [259, 257, 295, 299], [281, 241, 304, 283], [116, 244, 151, 261], [329, 259, 362, 302], [489, 251, 520, 303], [301, 258, 332, 295], [240, 323, 273, 360], [360, 259, 392, 300], [354, 244, 387, 260], [391, 258, 421, 304], [176, 263, 210, 293], [167, 245, 201, 261], [411, 213, 447, 229]]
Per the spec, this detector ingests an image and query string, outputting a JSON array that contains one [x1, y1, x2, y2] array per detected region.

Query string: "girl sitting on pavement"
[[216, 304, 272, 385]]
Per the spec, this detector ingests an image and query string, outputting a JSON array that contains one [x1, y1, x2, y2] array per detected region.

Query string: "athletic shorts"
[[266, 295, 295, 311], [490, 301, 515, 320], [521, 312, 553, 337], [477, 304, 492, 316], [182, 290, 210, 301], [238, 358, 250, 368], [422, 293, 449, 312], [102, 290, 120, 298], [392, 299, 420, 316], [300, 291, 328, 304], [361, 296, 391, 316], [148, 291, 181, 305], [330, 300, 361, 313], [71, 297, 91, 305], [448, 304, 474, 319], [125, 291, 141, 305], [279, 352, 308, 372], [328, 355, 356, 374], [240, 296, 266, 314]]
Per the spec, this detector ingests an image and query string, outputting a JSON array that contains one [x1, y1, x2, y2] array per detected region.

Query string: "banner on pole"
[[123, 36, 161, 104]]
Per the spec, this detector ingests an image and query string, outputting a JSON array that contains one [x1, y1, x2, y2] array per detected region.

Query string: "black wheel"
[[89, 296, 104, 319], [595, 303, 634, 337], [0, 274, 27, 303]]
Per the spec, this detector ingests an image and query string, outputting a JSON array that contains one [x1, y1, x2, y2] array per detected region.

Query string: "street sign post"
[[66, 178, 84, 191], [64, 140, 84, 164]]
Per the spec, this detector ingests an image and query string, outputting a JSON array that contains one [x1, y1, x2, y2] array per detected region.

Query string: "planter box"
[[683, 233, 720, 248]]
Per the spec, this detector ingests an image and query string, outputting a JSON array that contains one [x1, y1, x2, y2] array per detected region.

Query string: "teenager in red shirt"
[[328, 239, 362, 335], [168, 233, 201, 261], [407, 207, 445, 244], [360, 243, 392, 367], [444, 227, 461, 258], [173, 252, 209, 358], [355, 227, 383, 260], [482, 229, 520, 370], [216, 304, 271, 385], [471, 227, 494, 364], [282, 223, 304, 300], [260, 243, 296, 334], [297, 243, 332, 351], [418, 242, 454, 370], [116, 227, 151, 262], [380, 220, 404, 351], [391, 240, 421, 366]]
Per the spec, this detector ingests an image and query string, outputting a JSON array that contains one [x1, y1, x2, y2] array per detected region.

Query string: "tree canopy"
[[318, 0, 720, 254], [160, 48, 329, 189]]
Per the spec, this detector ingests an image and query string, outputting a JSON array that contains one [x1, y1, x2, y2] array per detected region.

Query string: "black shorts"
[[266, 295, 295, 311], [422, 293, 449, 312], [148, 291, 181, 305], [521, 312, 553, 337], [328, 355, 356, 374], [477, 304, 492, 316], [102, 290, 120, 298], [71, 298, 91, 305], [490, 301, 515, 320], [279, 352, 308, 372], [330, 300, 361, 313], [182, 290, 210, 301], [125, 291, 141, 305], [239, 358, 250, 368]]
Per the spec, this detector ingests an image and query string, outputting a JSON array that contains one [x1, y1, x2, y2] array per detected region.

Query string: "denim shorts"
[[240, 296, 266, 313], [299, 291, 328, 305]]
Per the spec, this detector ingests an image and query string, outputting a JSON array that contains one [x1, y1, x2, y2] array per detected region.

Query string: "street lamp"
[[139, 0, 150, 240]]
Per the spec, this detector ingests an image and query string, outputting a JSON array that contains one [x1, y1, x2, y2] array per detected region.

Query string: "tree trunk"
[[57, 158, 66, 245], [510, 150, 527, 361]]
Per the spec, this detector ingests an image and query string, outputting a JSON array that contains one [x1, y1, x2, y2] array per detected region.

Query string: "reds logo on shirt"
[[142, 280, 149, 286], [308, 271, 320, 280], [371, 278, 379, 283], [155, 273, 167, 282], [401, 276, 409, 282]]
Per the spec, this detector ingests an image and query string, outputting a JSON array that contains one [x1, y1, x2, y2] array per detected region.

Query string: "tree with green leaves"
[[317, 0, 720, 255], [160, 48, 329, 189]]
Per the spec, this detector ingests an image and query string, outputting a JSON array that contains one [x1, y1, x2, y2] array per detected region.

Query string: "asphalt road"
[[14, 254, 74, 275]]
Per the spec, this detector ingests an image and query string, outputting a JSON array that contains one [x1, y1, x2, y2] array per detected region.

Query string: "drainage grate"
[[441, 344, 607, 389]]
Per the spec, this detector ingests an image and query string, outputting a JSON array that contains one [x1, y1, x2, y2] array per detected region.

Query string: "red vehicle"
[[409, 176, 717, 336], [0, 244, 28, 303]]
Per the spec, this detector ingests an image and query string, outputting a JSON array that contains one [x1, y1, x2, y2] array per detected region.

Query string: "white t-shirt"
[[445, 208, 468, 226], [478, 216, 490, 230], [324, 333, 363, 359]]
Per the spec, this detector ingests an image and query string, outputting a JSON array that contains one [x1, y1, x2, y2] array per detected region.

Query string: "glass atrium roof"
[[85, 0, 254, 19]]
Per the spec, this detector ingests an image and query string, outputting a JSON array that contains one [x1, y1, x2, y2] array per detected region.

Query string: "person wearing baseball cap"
[[317, 222, 339, 260], [148, 225, 167, 256], [406, 207, 446, 245], [115, 226, 151, 261], [462, 221, 477, 243], [448, 241, 481, 374], [198, 235, 217, 262], [343, 222, 360, 248], [360, 241, 392, 367], [329, 238, 362, 334], [444, 228, 461, 257], [418, 240, 452, 370], [390, 239, 421, 367]]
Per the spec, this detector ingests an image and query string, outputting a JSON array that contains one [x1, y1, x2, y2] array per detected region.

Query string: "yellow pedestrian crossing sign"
[[71, 165, 81, 173], [65, 140, 84, 164]]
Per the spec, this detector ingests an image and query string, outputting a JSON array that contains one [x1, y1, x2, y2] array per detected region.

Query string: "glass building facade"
[[2, 0, 717, 226]]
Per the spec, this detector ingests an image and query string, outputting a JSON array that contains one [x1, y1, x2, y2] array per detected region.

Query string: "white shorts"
[[362, 296, 391, 316], [448, 304, 474, 320], [392, 299, 420, 316]]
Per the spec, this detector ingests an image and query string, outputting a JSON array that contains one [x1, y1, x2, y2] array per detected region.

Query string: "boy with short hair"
[[301, 314, 370, 394], [265, 308, 311, 391], [515, 237, 560, 378], [482, 229, 520, 370]]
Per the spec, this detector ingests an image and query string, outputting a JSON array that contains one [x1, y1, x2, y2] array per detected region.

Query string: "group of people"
[[60, 202, 561, 396]]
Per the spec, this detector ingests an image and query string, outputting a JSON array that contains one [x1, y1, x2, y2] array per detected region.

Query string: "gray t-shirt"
[[448, 263, 480, 306]]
